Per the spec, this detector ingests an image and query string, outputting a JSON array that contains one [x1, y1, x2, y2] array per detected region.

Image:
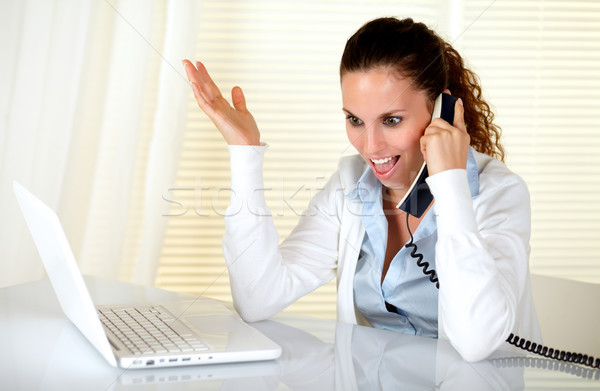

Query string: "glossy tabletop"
[[0, 276, 598, 390]]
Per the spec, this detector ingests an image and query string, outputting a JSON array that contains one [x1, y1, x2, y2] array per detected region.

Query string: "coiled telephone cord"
[[492, 356, 600, 380], [404, 212, 600, 370]]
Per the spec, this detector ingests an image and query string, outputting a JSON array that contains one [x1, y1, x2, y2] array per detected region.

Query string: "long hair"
[[340, 17, 504, 161]]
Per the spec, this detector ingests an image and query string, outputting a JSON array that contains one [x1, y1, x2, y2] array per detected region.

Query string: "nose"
[[364, 125, 386, 155]]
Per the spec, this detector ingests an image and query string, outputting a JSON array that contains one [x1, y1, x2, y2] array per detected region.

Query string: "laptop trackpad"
[[160, 298, 277, 352], [185, 314, 273, 352], [185, 314, 239, 334]]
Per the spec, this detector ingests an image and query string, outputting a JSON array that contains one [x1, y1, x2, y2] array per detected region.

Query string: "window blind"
[[156, 0, 600, 320], [458, 0, 600, 283]]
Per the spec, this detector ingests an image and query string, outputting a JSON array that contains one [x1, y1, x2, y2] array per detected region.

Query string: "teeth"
[[371, 157, 393, 164]]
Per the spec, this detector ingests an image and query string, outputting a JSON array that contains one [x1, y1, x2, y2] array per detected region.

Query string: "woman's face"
[[341, 69, 433, 195]]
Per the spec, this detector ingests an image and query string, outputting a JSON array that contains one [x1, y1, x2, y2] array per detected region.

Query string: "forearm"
[[223, 145, 338, 321], [427, 168, 530, 361]]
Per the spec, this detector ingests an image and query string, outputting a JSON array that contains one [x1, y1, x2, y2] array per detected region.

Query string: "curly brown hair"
[[340, 17, 504, 161]]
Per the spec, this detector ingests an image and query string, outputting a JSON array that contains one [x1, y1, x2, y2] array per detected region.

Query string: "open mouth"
[[370, 155, 400, 178]]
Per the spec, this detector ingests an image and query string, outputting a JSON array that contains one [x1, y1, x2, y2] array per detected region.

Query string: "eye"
[[346, 115, 364, 127], [383, 116, 402, 126]]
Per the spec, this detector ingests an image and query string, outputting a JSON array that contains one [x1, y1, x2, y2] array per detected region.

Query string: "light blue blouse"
[[348, 149, 479, 338]]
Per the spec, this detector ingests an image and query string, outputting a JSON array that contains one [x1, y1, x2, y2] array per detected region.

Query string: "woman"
[[183, 17, 540, 362]]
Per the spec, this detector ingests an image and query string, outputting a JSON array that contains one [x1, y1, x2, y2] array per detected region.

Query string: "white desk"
[[0, 276, 598, 390]]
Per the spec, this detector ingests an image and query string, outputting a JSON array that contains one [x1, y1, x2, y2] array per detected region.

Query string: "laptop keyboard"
[[98, 305, 208, 355]]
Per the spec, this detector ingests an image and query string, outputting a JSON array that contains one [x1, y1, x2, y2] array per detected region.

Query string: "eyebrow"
[[342, 108, 408, 119]]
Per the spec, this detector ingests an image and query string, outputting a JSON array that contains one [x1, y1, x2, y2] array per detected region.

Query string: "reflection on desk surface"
[[114, 316, 600, 390], [0, 277, 598, 390], [258, 318, 599, 391]]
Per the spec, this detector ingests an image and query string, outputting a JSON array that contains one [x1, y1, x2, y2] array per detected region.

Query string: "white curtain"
[[0, 0, 93, 287], [0, 0, 200, 288], [133, 0, 203, 285]]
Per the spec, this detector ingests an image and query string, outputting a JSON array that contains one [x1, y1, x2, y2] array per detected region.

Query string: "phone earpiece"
[[432, 92, 458, 125]]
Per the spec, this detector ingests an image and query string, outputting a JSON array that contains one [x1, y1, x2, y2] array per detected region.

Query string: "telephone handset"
[[396, 93, 458, 218], [395, 93, 599, 370]]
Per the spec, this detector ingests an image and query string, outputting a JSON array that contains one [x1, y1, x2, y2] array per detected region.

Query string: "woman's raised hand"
[[182, 60, 260, 145]]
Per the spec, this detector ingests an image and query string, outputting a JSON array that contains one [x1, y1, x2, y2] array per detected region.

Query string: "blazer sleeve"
[[426, 164, 532, 362], [222, 144, 341, 322]]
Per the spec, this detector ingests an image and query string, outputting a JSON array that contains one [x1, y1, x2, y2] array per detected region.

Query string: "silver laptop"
[[13, 181, 281, 369]]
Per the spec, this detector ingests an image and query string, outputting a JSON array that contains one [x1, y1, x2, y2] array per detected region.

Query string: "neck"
[[382, 186, 407, 216], [383, 186, 407, 205]]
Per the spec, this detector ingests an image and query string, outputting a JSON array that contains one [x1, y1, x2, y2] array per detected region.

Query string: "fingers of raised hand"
[[182, 60, 234, 121], [182, 59, 222, 103], [181, 59, 260, 146], [231, 86, 248, 113]]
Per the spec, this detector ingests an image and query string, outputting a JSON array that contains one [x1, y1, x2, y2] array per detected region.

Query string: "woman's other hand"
[[420, 97, 470, 176], [182, 59, 260, 145]]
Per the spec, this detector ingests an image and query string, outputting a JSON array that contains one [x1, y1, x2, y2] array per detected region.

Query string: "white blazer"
[[223, 144, 541, 362]]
